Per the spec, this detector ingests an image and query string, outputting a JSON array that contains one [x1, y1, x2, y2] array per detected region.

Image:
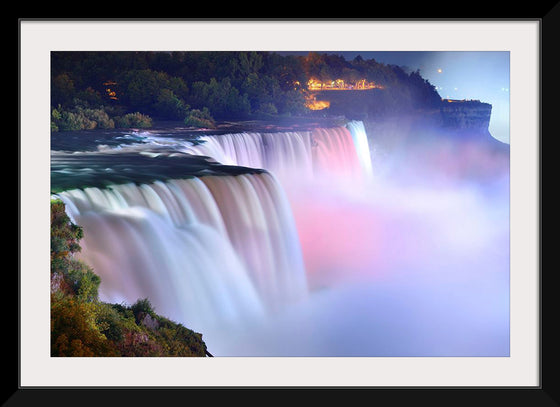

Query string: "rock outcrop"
[[440, 100, 492, 132]]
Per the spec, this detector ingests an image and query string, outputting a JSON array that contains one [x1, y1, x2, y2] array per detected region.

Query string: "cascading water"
[[56, 171, 308, 332], [52, 119, 510, 357], [183, 124, 365, 182], [345, 120, 374, 178], [52, 122, 371, 351]]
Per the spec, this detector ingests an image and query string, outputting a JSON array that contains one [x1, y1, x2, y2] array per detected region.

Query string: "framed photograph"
[[17, 16, 545, 404]]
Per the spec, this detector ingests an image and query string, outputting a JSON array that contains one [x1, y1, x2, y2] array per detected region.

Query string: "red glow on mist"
[[288, 190, 384, 289]]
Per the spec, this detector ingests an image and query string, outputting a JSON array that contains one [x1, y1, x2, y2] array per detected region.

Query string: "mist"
[[202, 123, 510, 357], [55, 119, 510, 357]]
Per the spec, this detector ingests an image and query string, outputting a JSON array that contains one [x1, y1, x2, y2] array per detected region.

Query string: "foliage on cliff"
[[50, 199, 209, 357], [50, 51, 443, 131]]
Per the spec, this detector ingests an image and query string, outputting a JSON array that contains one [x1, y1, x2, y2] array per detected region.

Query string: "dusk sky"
[[282, 51, 510, 143]]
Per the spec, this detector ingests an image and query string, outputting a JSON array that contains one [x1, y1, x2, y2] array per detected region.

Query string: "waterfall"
[[54, 122, 374, 338], [346, 120, 374, 178], [183, 124, 367, 182], [56, 172, 308, 332]]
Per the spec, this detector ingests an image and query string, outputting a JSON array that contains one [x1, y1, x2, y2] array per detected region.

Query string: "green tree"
[[276, 89, 307, 116], [154, 89, 189, 120], [119, 69, 189, 118], [189, 77, 250, 120], [51, 73, 76, 107], [120, 69, 161, 112], [65, 259, 101, 302]]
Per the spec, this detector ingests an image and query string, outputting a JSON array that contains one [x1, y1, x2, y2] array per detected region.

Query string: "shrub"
[[51, 296, 119, 357], [50, 105, 115, 131], [131, 298, 155, 323], [51, 108, 62, 132], [82, 107, 115, 129], [57, 109, 96, 131], [184, 107, 216, 128], [51, 199, 83, 271], [51, 199, 101, 301], [65, 258, 101, 302], [114, 112, 153, 128], [95, 303, 130, 342]]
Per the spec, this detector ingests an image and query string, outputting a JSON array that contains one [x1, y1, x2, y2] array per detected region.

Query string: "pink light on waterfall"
[[311, 126, 363, 179], [52, 119, 510, 357]]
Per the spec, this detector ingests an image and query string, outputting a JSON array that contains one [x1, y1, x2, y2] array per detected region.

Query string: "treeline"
[[50, 199, 209, 357], [51, 51, 442, 130]]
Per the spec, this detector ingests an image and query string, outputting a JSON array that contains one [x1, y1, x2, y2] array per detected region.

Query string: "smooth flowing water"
[[52, 119, 510, 356]]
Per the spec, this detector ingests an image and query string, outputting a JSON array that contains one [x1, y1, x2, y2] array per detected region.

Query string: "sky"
[[284, 51, 510, 143]]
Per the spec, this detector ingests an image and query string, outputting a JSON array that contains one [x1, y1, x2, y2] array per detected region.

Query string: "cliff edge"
[[440, 99, 492, 132]]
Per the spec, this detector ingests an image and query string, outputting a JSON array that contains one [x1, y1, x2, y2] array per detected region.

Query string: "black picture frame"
[[14, 8, 550, 405]]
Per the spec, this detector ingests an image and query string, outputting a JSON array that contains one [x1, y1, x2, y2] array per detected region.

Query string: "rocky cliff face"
[[440, 100, 492, 131], [309, 91, 493, 135]]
